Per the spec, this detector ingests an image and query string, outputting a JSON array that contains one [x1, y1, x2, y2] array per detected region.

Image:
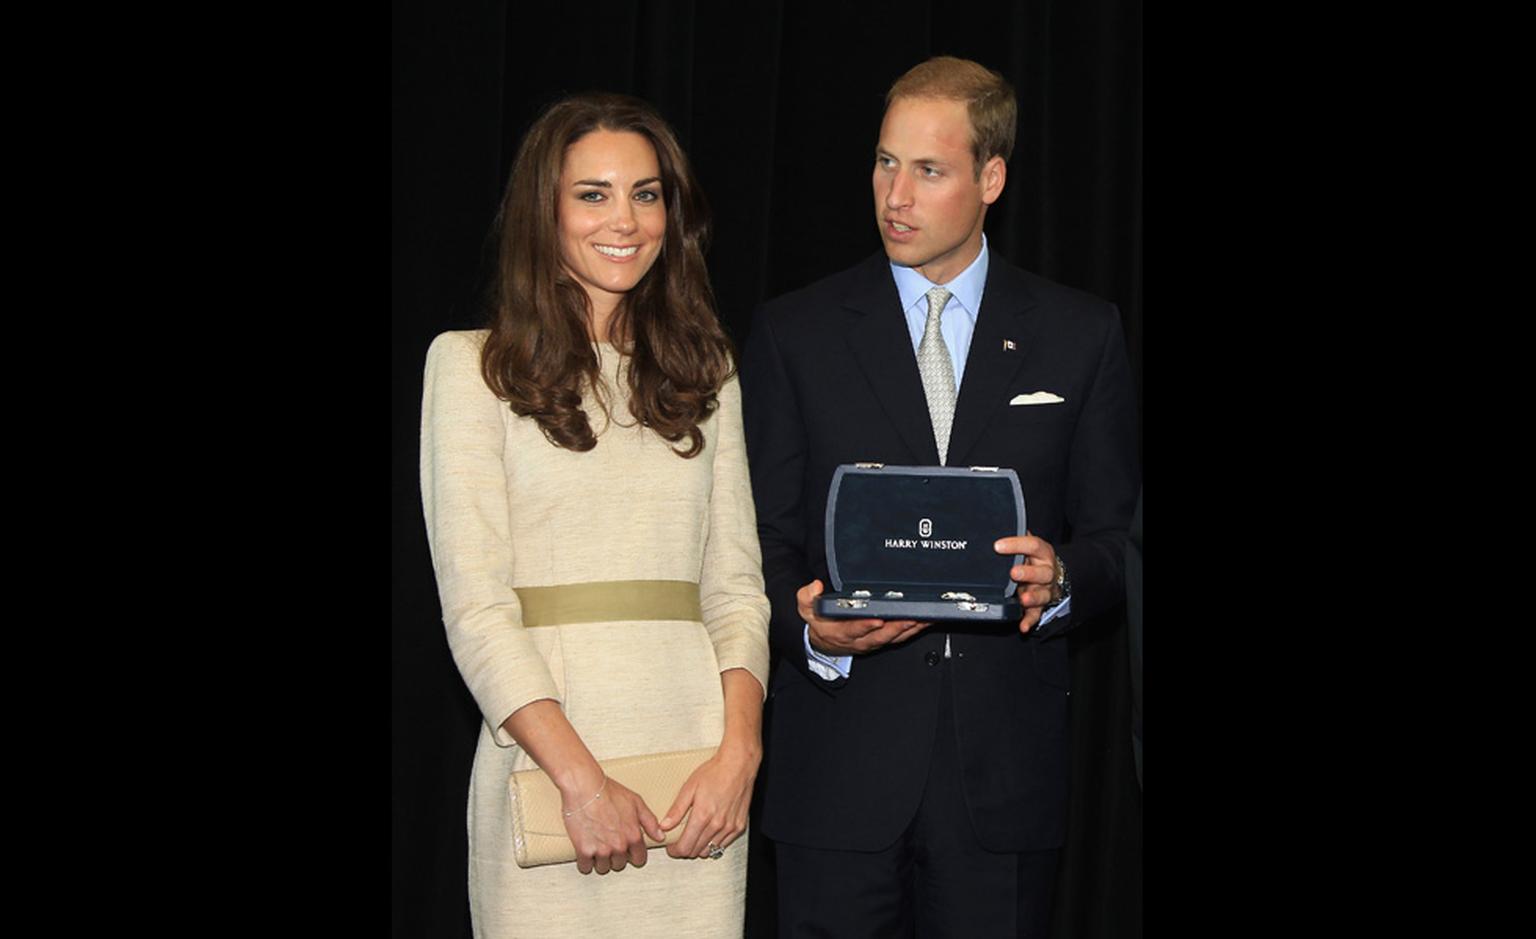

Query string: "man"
[[741, 56, 1138, 936]]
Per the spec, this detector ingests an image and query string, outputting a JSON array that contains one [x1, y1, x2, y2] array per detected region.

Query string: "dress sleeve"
[[697, 374, 772, 699], [420, 330, 562, 746]]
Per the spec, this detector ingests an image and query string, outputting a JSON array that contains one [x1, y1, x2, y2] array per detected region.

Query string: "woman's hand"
[[660, 741, 761, 860], [562, 775, 666, 875], [501, 700, 667, 875]]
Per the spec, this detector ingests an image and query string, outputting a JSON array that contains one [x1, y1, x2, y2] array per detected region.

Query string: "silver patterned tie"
[[917, 286, 957, 465]]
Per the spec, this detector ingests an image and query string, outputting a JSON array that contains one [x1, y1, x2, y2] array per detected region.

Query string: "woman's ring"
[[706, 842, 724, 860]]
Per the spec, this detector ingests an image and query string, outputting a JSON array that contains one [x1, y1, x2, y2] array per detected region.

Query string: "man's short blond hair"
[[886, 56, 1017, 177]]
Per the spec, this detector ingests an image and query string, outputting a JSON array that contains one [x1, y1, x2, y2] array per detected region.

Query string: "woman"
[[420, 93, 769, 938]]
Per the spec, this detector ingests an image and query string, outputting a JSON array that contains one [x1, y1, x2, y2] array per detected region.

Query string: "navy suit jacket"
[[740, 248, 1138, 852]]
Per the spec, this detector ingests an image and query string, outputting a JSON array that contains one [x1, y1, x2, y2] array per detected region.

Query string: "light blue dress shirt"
[[804, 237, 1070, 680]]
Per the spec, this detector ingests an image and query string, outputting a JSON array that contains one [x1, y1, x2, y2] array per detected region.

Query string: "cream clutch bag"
[[507, 747, 715, 868]]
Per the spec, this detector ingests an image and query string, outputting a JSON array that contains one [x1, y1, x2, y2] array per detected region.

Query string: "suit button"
[[924, 651, 940, 666]]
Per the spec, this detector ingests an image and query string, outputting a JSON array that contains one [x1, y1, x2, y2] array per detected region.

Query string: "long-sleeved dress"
[[421, 330, 771, 939]]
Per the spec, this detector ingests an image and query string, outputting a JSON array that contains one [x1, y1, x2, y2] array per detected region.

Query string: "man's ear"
[[980, 155, 1006, 206]]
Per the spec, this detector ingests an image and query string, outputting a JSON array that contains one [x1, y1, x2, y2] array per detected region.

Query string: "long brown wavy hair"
[[481, 93, 733, 457]]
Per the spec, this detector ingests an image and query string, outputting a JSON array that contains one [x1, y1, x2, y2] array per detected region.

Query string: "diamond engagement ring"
[[706, 842, 724, 860]]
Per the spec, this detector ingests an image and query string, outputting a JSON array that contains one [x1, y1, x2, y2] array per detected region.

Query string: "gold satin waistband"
[[514, 580, 702, 627]]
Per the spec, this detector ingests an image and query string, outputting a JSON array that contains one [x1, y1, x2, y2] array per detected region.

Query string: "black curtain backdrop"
[[393, 2, 1142, 936]]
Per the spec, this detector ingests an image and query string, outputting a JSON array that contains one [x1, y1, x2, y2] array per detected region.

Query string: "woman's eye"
[[634, 189, 660, 204], [579, 191, 604, 203]]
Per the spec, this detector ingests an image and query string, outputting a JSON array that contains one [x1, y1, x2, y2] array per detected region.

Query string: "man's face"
[[872, 96, 1004, 285]]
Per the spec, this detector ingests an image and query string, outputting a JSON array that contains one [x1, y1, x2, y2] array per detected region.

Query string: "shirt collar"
[[889, 234, 990, 319]]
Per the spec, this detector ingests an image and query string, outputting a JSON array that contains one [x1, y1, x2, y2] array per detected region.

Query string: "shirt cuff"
[[1040, 595, 1071, 625], [803, 624, 852, 681]]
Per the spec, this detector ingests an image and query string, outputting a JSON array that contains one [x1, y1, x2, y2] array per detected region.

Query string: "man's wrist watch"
[[1047, 555, 1071, 608]]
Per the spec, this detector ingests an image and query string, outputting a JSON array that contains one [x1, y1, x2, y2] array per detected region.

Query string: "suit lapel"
[[841, 255, 939, 464], [946, 253, 1039, 467]]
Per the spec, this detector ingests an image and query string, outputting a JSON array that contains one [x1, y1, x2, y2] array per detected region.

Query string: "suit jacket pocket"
[[998, 399, 1074, 455]]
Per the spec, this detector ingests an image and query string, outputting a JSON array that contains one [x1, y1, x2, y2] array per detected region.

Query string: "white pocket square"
[[1009, 392, 1064, 406]]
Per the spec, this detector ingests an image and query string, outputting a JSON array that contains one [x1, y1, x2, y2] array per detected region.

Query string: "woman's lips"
[[594, 244, 641, 259]]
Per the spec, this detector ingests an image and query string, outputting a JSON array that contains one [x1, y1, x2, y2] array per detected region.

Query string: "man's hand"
[[798, 579, 929, 655], [994, 534, 1062, 635]]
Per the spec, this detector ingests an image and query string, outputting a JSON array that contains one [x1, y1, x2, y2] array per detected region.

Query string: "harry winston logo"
[[884, 519, 966, 551]]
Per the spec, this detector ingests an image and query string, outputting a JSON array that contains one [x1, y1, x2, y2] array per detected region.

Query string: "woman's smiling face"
[[557, 129, 666, 325]]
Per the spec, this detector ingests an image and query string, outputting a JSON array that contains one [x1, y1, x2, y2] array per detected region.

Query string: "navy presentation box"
[[814, 463, 1026, 623]]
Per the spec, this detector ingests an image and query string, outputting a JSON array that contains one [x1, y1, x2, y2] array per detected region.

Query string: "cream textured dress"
[[420, 330, 771, 939]]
